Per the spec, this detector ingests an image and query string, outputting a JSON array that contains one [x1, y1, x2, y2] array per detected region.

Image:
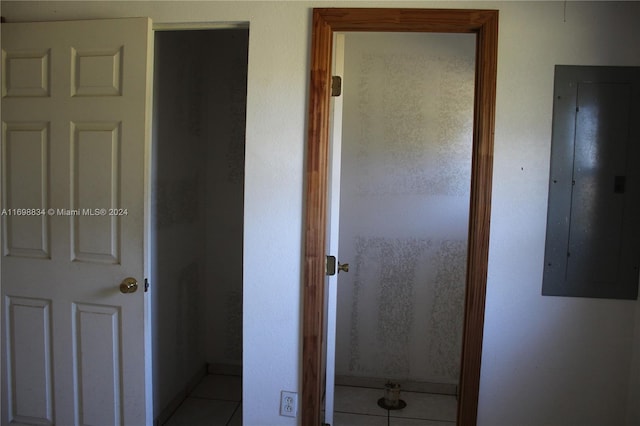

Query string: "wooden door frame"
[[302, 8, 498, 426]]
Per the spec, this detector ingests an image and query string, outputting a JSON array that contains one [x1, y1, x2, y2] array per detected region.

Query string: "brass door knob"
[[338, 262, 349, 273], [120, 277, 138, 294]]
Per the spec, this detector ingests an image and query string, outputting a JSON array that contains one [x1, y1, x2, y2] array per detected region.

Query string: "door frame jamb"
[[301, 8, 499, 426]]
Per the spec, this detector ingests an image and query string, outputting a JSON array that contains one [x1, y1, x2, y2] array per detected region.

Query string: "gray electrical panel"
[[542, 66, 640, 299]]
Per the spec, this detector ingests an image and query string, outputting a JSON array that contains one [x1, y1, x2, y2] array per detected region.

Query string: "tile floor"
[[333, 385, 457, 426], [163, 375, 456, 426], [163, 374, 242, 426]]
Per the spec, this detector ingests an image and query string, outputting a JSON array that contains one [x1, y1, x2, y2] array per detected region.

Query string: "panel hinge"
[[331, 76, 342, 97], [144, 278, 150, 292], [326, 255, 336, 276]]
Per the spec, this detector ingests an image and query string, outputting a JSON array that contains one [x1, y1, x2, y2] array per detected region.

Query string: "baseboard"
[[207, 362, 242, 377], [335, 374, 457, 396]]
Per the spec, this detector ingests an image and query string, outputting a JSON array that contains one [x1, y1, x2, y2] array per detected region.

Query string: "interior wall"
[[2, 2, 640, 426], [336, 32, 475, 386], [151, 28, 247, 417], [202, 29, 248, 369], [152, 30, 209, 416], [482, 4, 640, 426]]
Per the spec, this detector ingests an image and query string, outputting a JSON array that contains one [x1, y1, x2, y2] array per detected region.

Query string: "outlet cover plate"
[[280, 390, 297, 417]]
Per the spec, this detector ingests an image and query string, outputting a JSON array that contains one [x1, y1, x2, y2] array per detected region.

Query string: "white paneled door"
[[1, 18, 153, 426]]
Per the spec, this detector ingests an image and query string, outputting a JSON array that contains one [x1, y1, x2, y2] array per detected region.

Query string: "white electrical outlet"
[[280, 390, 298, 417]]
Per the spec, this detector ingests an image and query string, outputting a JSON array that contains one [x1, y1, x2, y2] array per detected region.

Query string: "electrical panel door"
[[543, 66, 640, 299]]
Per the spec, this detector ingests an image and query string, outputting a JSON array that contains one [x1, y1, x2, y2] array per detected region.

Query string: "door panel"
[[5, 296, 54, 424], [71, 122, 121, 263], [3, 123, 49, 258], [1, 18, 153, 426], [74, 303, 122, 426]]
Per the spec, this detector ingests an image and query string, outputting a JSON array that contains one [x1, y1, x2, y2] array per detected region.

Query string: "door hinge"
[[326, 255, 336, 276], [144, 278, 150, 292], [331, 76, 342, 97]]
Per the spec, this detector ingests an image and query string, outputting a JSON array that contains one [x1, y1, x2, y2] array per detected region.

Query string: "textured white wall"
[[2, 2, 640, 425], [336, 32, 475, 385], [482, 3, 640, 425]]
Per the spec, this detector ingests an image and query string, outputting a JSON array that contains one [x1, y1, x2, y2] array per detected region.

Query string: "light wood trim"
[[302, 8, 499, 426]]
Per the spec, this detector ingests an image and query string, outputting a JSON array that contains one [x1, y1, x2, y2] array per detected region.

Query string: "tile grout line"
[[163, 374, 242, 426], [334, 384, 457, 424], [225, 401, 242, 426]]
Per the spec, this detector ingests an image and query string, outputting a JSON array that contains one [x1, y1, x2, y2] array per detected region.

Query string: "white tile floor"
[[163, 376, 456, 426], [163, 374, 242, 426], [333, 385, 457, 426]]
